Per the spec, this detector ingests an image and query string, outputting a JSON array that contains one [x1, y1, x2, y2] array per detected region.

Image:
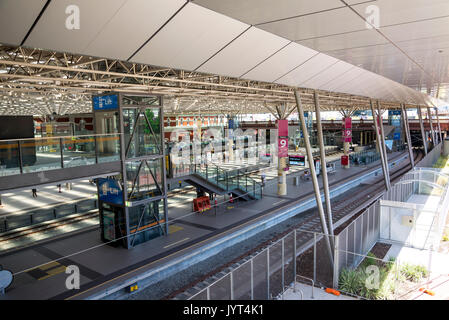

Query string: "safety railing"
[[349, 149, 381, 166], [188, 229, 336, 300], [192, 163, 263, 200], [0, 133, 121, 177], [0, 198, 98, 234]]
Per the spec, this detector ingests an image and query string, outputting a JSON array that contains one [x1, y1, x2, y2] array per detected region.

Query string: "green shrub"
[[339, 268, 365, 296], [400, 263, 429, 282]]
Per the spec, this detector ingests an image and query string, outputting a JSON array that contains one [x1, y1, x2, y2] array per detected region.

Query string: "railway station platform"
[[0, 150, 410, 300]]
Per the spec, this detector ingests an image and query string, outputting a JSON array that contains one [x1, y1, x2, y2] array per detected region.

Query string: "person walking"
[[57, 184, 62, 193], [32, 188, 37, 198], [261, 170, 266, 193]]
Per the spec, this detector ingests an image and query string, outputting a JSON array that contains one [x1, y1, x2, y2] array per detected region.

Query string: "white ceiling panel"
[[301, 61, 354, 89], [276, 53, 338, 86], [0, 0, 47, 46], [297, 29, 388, 53], [132, 2, 249, 71], [242, 42, 318, 83], [193, 0, 344, 25], [320, 66, 365, 92], [84, 0, 186, 61], [352, 0, 449, 27], [25, 0, 127, 55], [333, 71, 376, 96], [382, 16, 449, 44], [197, 27, 290, 78], [325, 43, 399, 62], [259, 7, 365, 42]]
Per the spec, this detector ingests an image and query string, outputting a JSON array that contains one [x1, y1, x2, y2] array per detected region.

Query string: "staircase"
[[186, 163, 263, 201]]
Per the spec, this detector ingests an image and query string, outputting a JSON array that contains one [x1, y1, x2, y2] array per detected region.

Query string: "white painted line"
[[163, 237, 190, 249], [272, 199, 286, 206]]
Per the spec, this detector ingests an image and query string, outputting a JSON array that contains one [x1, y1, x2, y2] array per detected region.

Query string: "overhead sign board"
[[93, 94, 119, 111], [98, 178, 123, 205]]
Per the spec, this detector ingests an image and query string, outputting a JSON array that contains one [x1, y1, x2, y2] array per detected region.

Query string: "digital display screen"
[[289, 155, 305, 166]]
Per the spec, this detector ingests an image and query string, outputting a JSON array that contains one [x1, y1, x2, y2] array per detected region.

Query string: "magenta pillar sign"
[[277, 119, 289, 157], [278, 138, 288, 157], [343, 117, 352, 142]]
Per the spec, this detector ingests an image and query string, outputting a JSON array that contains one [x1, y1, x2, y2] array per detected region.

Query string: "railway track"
[[168, 151, 422, 300], [0, 186, 199, 252]]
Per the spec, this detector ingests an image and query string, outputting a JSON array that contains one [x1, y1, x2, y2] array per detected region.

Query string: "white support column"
[[377, 101, 390, 183], [314, 91, 334, 244], [295, 91, 334, 265], [418, 106, 428, 155], [401, 104, 414, 168], [427, 107, 436, 147], [436, 108, 443, 145], [371, 101, 391, 190]]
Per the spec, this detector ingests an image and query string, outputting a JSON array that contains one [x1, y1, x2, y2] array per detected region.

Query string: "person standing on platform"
[[261, 171, 266, 191], [57, 184, 62, 193], [32, 188, 37, 198]]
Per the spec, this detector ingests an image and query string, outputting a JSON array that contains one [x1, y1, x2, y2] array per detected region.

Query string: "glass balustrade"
[[0, 133, 121, 177], [190, 163, 262, 199]]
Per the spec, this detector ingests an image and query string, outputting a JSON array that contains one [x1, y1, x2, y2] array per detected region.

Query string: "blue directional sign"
[[388, 110, 401, 116], [393, 132, 401, 140], [93, 94, 118, 111], [98, 178, 123, 205]]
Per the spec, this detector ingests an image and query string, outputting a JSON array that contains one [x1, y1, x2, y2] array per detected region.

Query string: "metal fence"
[[417, 143, 442, 168], [189, 229, 336, 300], [379, 167, 449, 250]]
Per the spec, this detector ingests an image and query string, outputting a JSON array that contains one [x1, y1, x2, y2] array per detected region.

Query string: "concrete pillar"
[[278, 157, 287, 196], [277, 119, 288, 196], [418, 106, 428, 155], [227, 117, 235, 162], [360, 131, 364, 146], [342, 116, 352, 169], [295, 91, 334, 265]]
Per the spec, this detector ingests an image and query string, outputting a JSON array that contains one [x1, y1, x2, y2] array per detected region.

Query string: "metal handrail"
[[295, 275, 315, 299], [0, 132, 121, 143]]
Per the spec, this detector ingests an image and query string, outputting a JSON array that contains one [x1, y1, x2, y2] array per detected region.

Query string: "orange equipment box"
[[193, 196, 211, 212]]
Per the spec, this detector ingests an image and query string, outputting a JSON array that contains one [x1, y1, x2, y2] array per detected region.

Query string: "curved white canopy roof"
[[0, 0, 447, 111]]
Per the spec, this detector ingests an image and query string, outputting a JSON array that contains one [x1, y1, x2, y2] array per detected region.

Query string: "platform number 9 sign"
[[279, 139, 287, 148]]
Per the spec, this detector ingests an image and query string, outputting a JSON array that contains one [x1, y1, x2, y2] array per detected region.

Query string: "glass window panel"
[[22, 138, 62, 173], [62, 136, 96, 168], [126, 159, 163, 201]]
